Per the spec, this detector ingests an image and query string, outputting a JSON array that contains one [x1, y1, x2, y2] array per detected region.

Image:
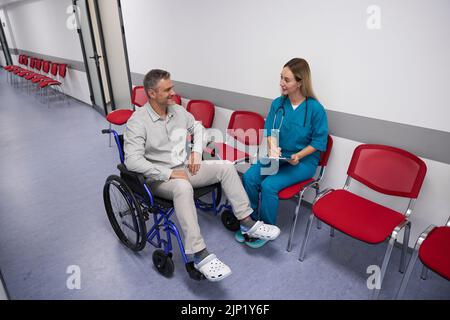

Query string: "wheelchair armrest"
[[117, 164, 146, 186]]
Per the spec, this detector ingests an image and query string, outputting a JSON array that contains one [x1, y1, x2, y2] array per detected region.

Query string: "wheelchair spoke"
[[109, 182, 138, 246], [103, 175, 147, 252]]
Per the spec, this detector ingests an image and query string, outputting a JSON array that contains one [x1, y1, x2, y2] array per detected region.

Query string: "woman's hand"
[[287, 153, 301, 166], [268, 146, 282, 158]]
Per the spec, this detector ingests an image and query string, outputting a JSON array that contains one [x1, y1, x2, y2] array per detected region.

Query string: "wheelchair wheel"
[[103, 175, 147, 252], [152, 250, 174, 277], [221, 210, 240, 232]]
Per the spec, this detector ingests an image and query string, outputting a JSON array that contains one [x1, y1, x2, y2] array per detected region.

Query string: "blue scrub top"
[[264, 96, 328, 165]]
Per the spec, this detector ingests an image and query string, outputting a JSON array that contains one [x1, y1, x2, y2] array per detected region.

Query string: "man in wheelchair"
[[123, 69, 280, 282]]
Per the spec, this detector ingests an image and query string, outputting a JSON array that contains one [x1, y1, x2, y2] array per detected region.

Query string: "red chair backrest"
[[29, 58, 35, 69], [347, 144, 427, 198], [319, 135, 333, 167], [18, 54, 23, 64], [35, 59, 42, 71], [50, 63, 59, 76], [58, 64, 67, 78], [23, 55, 28, 66], [131, 86, 147, 107], [186, 100, 215, 129], [42, 60, 50, 73], [172, 94, 182, 105], [227, 111, 265, 146]]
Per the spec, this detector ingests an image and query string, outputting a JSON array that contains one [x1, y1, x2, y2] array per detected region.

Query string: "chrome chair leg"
[[399, 222, 411, 273], [371, 236, 396, 300], [109, 123, 112, 147], [420, 265, 429, 280], [330, 227, 335, 237], [317, 220, 322, 229], [287, 190, 305, 252], [298, 213, 315, 261], [396, 247, 419, 299]]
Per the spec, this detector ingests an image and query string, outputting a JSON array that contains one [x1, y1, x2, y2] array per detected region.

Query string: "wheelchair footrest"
[[185, 262, 206, 281]]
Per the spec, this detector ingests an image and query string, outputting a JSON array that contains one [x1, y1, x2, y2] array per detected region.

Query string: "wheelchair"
[[101, 129, 240, 280]]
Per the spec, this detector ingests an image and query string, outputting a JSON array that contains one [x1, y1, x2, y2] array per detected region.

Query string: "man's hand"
[[188, 151, 202, 175], [170, 169, 189, 180], [287, 153, 301, 166]]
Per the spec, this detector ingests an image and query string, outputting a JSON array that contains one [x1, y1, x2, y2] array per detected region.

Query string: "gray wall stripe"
[[132, 71, 450, 164], [10, 48, 85, 72]]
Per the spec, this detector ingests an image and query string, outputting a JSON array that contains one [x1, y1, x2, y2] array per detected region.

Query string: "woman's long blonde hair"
[[284, 58, 317, 100]]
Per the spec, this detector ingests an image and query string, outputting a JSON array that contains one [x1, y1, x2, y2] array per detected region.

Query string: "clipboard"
[[260, 156, 290, 164]]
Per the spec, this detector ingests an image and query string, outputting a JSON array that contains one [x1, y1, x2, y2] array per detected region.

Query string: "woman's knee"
[[261, 178, 280, 195]]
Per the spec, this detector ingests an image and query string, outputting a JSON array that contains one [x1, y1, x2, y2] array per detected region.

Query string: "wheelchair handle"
[[102, 129, 111, 134]]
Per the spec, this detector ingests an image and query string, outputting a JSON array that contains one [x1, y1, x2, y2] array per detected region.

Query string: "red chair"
[[186, 100, 215, 129], [172, 94, 181, 105], [207, 111, 265, 163], [39, 63, 71, 105], [396, 216, 450, 299], [298, 144, 427, 299], [280, 135, 333, 252], [105, 86, 147, 147], [106, 109, 133, 147], [131, 85, 147, 108]]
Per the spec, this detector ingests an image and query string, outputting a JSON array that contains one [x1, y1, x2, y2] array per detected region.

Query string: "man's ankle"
[[240, 215, 256, 231]]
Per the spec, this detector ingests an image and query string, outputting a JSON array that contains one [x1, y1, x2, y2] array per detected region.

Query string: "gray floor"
[[0, 70, 449, 300]]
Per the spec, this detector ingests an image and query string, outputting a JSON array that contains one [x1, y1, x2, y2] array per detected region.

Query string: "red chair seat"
[[24, 73, 38, 80], [278, 179, 315, 200], [32, 76, 49, 83], [18, 70, 33, 77], [209, 142, 249, 162], [13, 68, 24, 75], [39, 80, 61, 88], [419, 226, 450, 281], [313, 189, 406, 244], [106, 109, 134, 125]]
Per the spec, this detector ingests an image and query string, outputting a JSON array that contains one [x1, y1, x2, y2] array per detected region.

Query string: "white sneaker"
[[242, 220, 280, 240]]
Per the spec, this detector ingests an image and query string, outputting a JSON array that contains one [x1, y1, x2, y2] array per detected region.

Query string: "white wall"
[[6, 0, 81, 60], [3, 0, 91, 104], [122, 0, 450, 133]]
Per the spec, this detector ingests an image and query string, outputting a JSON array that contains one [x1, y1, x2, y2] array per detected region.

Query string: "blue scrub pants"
[[243, 160, 317, 225]]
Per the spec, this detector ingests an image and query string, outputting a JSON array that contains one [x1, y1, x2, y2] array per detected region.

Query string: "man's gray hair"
[[143, 69, 171, 91]]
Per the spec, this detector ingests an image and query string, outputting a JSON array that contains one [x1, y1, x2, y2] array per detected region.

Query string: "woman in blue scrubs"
[[243, 58, 328, 229]]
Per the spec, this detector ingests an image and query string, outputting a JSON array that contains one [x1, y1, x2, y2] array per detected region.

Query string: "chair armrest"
[[312, 188, 335, 206], [407, 224, 438, 253]]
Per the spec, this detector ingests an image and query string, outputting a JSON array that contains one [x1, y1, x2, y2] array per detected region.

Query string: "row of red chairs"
[[197, 111, 448, 299], [3, 54, 68, 104], [220, 121, 448, 298]]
